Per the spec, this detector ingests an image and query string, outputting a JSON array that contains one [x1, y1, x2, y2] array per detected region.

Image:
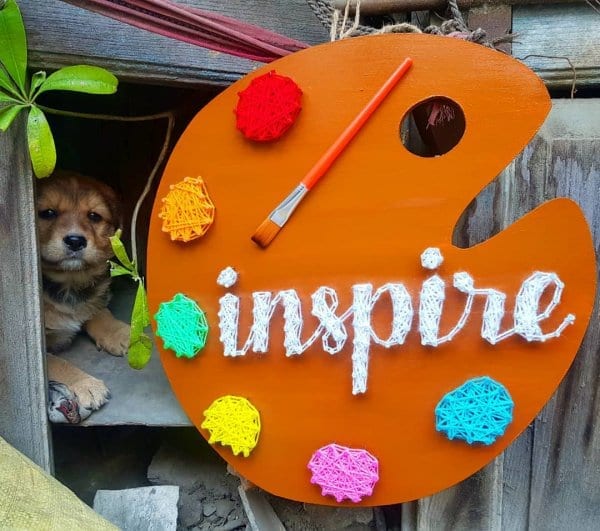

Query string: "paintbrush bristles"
[[251, 218, 282, 248]]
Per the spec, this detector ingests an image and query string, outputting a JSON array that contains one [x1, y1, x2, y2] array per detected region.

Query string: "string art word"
[[307, 443, 379, 503], [154, 293, 209, 358], [235, 70, 303, 141], [435, 376, 514, 445], [159, 177, 215, 242], [201, 395, 261, 457], [217, 249, 575, 394]]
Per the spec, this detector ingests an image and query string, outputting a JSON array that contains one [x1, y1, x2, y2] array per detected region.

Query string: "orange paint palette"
[[147, 35, 596, 505]]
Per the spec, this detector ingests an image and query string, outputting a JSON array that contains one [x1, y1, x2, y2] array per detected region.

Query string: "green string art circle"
[[155, 293, 209, 358], [435, 376, 514, 445]]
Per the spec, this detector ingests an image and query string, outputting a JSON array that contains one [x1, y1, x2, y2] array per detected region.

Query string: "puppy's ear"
[[107, 192, 124, 232], [97, 183, 124, 232]]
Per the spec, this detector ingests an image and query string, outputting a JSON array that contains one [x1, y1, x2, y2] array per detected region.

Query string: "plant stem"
[[37, 105, 172, 123]]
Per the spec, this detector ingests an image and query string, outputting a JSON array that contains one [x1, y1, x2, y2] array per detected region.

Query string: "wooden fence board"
[[402, 99, 600, 529], [0, 117, 53, 472], [16, 2, 600, 89], [19, 0, 328, 87], [513, 4, 600, 90], [527, 137, 600, 531]]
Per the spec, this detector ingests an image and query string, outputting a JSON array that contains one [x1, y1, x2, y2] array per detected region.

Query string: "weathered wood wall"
[[513, 4, 600, 91], [19, 0, 328, 86], [18, 1, 600, 89], [0, 117, 53, 472], [401, 100, 600, 530]]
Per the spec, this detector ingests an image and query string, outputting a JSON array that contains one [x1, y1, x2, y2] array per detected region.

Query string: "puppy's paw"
[[95, 320, 131, 357], [48, 381, 82, 424], [85, 308, 131, 356], [70, 375, 111, 411]]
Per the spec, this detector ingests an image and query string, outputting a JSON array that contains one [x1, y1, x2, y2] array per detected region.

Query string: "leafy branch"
[[0, 0, 117, 177], [0, 0, 152, 368], [109, 230, 152, 370]]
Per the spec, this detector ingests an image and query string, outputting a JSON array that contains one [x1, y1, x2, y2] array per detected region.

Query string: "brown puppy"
[[36, 172, 131, 419]]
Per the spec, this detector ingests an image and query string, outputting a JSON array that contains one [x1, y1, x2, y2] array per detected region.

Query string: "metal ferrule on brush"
[[269, 183, 309, 227]]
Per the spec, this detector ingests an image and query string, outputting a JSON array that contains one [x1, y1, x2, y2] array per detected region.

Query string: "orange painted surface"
[[147, 35, 596, 505]]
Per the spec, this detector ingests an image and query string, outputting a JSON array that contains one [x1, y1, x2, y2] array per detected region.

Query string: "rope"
[[306, 0, 504, 48], [306, 0, 388, 37], [447, 0, 467, 31]]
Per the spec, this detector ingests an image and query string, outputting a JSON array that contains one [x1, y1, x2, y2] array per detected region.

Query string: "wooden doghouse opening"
[[41, 82, 220, 426]]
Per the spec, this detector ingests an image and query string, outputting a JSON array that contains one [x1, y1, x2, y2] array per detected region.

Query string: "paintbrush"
[[251, 57, 413, 248]]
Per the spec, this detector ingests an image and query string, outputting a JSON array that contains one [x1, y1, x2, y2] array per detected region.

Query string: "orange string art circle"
[[159, 176, 215, 242]]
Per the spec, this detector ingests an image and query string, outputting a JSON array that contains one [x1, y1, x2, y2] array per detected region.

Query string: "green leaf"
[[0, 66, 22, 100], [27, 105, 56, 178], [0, 0, 28, 95], [0, 90, 19, 104], [109, 261, 133, 278], [128, 334, 152, 370], [0, 103, 24, 131], [29, 71, 46, 99], [130, 281, 150, 337], [109, 229, 135, 271], [37, 65, 118, 96]]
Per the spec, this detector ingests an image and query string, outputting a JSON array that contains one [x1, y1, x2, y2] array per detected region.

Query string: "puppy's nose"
[[63, 234, 87, 252]]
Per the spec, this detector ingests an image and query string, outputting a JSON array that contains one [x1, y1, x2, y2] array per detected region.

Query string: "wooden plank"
[[19, 0, 329, 87], [488, 134, 550, 531], [238, 486, 286, 531], [513, 4, 600, 90], [333, 0, 587, 13], [401, 177, 506, 531], [402, 459, 503, 531], [402, 100, 600, 529], [467, 5, 512, 55], [17, 1, 599, 89], [0, 116, 53, 472], [59, 279, 191, 426], [527, 131, 600, 530]]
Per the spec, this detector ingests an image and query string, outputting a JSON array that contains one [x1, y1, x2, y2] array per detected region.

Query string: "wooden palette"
[[147, 34, 596, 505]]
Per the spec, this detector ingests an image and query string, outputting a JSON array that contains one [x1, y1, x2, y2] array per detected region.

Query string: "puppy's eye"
[[38, 209, 58, 220], [88, 211, 103, 223]]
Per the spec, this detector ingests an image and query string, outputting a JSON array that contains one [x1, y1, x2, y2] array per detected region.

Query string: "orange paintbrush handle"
[[301, 57, 413, 191]]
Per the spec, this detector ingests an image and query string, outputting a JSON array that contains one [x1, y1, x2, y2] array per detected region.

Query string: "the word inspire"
[[217, 250, 575, 395]]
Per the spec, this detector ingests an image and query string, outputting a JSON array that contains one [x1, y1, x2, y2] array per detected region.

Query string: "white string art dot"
[[421, 247, 444, 269], [307, 443, 379, 503], [217, 266, 238, 288]]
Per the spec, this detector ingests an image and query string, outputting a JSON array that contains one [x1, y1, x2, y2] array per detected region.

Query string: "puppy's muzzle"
[[63, 234, 87, 252]]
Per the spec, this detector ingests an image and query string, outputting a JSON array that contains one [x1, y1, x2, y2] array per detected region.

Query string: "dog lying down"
[[36, 171, 131, 423]]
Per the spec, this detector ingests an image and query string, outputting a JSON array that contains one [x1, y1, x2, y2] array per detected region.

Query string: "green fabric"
[[0, 437, 117, 530]]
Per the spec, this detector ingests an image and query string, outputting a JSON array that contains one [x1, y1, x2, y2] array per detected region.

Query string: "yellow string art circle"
[[201, 396, 261, 458], [159, 176, 215, 242]]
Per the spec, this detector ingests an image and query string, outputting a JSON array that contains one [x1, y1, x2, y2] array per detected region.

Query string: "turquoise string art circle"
[[435, 376, 514, 445], [154, 293, 209, 358]]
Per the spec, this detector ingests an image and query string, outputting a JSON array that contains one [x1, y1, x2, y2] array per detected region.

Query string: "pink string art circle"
[[307, 443, 379, 503], [234, 70, 302, 142]]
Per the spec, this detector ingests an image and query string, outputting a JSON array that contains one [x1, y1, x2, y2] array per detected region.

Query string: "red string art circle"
[[234, 70, 303, 142]]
